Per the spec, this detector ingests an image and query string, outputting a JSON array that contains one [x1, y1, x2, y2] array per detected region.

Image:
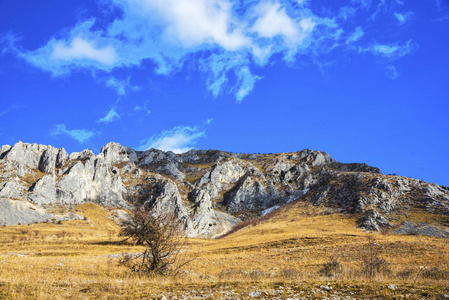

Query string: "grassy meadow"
[[0, 202, 448, 299]]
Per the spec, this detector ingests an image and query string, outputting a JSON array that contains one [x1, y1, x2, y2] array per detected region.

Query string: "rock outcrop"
[[0, 141, 448, 238]]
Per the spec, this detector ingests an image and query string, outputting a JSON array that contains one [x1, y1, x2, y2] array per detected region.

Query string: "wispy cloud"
[[0, 104, 25, 118], [369, 0, 386, 21], [51, 124, 96, 143], [351, 0, 372, 10], [106, 77, 127, 96], [137, 119, 212, 153], [98, 108, 120, 123], [133, 102, 151, 115], [360, 40, 416, 59], [385, 65, 400, 79], [105, 76, 140, 96], [346, 27, 364, 44], [394, 11, 414, 25], [433, 15, 449, 22]]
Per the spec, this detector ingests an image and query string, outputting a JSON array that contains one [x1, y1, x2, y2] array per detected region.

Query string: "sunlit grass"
[[0, 202, 448, 299]]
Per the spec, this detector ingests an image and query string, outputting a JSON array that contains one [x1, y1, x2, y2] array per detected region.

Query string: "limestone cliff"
[[0, 141, 447, 238]]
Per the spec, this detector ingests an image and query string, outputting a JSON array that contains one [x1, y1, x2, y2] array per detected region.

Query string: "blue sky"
[[0, 0, 448, 186]]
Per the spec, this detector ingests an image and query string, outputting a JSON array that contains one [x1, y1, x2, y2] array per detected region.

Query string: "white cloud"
[[11, 0, 339, 101], [251, 1, 305, 45], [51, 124, 95, 143], [394, 12, 414, 25], [52, 36, 117, 65], [98, 108, 120, 123], [360, 40, 416, 58], [8, 0, 415, 101], [137, 122, 211, 153], [136, 0, 249, 51], [385, 65, 400, 79]]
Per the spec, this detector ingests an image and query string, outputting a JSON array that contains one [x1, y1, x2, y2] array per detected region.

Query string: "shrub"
[[119, 205, 188, 275], [355, 236, 390, 279], [320, 258, 342, 277]]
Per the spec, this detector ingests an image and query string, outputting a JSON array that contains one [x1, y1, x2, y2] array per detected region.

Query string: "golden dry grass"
[[0, 202, 448, 299]]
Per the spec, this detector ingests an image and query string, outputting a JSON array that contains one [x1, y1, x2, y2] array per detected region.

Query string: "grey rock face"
[[4, 142, 47, 170], [189, 188, 218, 237], [39, 146, 59, 173], [196, 159, 249, 200], [1, 141, 448, 238], [157, 162, 185, 181], [304, 172, 449, 231], [0, 198, 52, 225], [0, 145, 11, 158], [145, 177, 193, 234], [138, 148, 179, 166], [56, 148, 69, 168], [69, 149, 95, 161], [225, 176, 280, 215], [392, 221, 449, 239], [28, 175, 57, 205], [0, 178, 26, 199], [100, 142, 137, 164], [358, 209, 392, 231]]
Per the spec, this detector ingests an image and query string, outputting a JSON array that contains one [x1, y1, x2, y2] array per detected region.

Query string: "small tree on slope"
[[119, 205, 186, 275]]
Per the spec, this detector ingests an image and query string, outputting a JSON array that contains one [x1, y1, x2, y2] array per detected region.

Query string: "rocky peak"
[[4, 141, 49, 170], [100, 142, 137, 164], [0, 141, 448, 238]]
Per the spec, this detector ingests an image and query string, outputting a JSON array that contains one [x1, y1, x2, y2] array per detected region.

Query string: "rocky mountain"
[[0, 141, 448, 238]]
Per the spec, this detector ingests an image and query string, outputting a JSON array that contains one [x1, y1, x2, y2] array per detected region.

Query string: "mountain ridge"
[[0, 141, 448, 238]]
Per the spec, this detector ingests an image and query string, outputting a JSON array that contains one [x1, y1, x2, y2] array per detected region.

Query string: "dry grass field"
[[0, 202, 448, 299]]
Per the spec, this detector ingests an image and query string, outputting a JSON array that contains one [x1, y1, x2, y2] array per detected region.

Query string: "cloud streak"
[[51, 124, 96, 143], [52, 36, 117, 65], [137, 119, 212, 153], [98, 108, 120, 123], [394, 12, 414, 24], [360, 40, 416, 59], [0, 104, 25, 118]]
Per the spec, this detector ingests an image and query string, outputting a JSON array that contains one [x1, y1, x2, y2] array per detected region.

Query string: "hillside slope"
[[0, 141, 448, 237]]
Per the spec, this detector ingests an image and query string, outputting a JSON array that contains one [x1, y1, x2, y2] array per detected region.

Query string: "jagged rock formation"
[[0, 141, 448, 237]]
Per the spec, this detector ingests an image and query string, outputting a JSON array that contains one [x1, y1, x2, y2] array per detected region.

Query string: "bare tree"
[[356, 236, 390, 279], [119, 205, 187, 275]]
